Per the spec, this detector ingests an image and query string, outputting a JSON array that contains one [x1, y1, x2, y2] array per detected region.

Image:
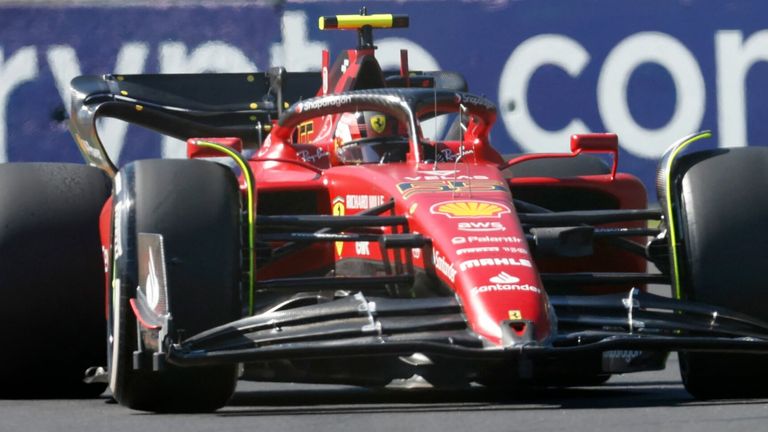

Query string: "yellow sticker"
[[332, 198, 345, 256], [370, 115, 387, 133], [431, 201, 511, 218], [409, 203, 418, 215], [508, 310, 522, 320]]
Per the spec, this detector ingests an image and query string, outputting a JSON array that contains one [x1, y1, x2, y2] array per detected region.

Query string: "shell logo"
[[430, 200, 511, 219]]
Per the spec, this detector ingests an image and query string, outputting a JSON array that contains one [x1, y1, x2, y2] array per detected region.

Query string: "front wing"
[[160, 289, 768, 374]]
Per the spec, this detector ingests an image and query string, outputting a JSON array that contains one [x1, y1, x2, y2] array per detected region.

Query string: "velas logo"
[[430, 200, 511, 219]]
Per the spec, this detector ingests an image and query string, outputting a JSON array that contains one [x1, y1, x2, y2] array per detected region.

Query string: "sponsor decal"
[[412, 248, 422, 259], [452, 235, 522, 244], [459, 257, 532, 271], [404, 174, 490, 181], [370, 114, 387, 133], [332, 197, 345, 256], [456, 246, 500, 255], [458, 221, 506, 232], [101, 245, 110, 274], [502, 246, 530, 255], [418, 170, 458, 176], [297, 147, 327, 163], [298, 94, 353, 113], [430, 200, 511, 219], [295, 120, 315, 144], [355, 241, 370, 256], [603, 350, 643, 362], [433, 249, 457, 283], [439, 149, 458, 162], [396, 180, 506, 199], [471, 283, 541, 295], [346, 194, 385, 210], [508, 310, 523, 320], [454, 93, 496, 110], [490, 271, 520, 284]]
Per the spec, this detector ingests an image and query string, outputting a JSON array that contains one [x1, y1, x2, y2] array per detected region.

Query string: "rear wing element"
[[68, 69, 321, 176]]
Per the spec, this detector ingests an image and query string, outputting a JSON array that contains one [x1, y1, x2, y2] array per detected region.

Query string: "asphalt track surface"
[[2, 353, 768, 432]]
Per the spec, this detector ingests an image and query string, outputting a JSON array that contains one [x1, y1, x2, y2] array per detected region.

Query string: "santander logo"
[[489, 271, 520, 284]]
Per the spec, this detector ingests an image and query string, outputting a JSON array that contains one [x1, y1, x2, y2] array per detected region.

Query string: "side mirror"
[[570, 133, 618, 179]]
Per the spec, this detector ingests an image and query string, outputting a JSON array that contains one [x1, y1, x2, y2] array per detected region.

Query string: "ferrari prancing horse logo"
[[370, 115, 387, 133]]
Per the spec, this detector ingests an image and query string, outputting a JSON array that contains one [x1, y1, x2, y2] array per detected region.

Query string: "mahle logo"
[[430, 200, 511, 219]]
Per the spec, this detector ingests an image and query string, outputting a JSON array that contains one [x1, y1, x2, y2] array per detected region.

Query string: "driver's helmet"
[[334, 111, 408, 164]]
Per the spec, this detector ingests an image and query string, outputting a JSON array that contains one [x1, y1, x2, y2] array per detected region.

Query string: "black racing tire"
[[0, 163, 111, 398], [502, 153, 610, 179], [109, 159, 242, 412], [674, 147, 768, 399]]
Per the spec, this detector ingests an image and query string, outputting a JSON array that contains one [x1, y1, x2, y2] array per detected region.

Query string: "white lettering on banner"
[[433, 250, 457, 283], [346, 194, 385, 210], [471, 284, 541, 295], [498, 34, 591, 153], [457, 221, 506, 232], [459, 257, 532, 271], [456, 247, 500, 255], [597, 32, 705, 158], [1, 21, 763, 168], [355, 241, 370, 256], [0, 46, 38, 163], [716, 30, 768, 149], [48, 43, 150, 164], [270, 11, 328, 73]]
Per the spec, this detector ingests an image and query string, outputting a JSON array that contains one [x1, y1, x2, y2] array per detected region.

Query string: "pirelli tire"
[[0, 163, 111, 398], [109, 159, 242, 412], [674, 147, 768, 399]]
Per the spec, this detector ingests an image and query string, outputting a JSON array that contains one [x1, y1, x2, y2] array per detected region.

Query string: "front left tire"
[[0, 163, 111, 398]]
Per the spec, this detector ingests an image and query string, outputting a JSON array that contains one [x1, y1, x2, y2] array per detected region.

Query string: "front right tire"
[[674, 147, 768, 399]]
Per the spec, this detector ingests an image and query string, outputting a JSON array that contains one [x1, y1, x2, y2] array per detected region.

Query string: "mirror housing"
[[570, 133, 618, 179]]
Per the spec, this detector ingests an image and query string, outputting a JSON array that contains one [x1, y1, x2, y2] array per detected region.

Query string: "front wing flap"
[[165, 290, 768, 368]]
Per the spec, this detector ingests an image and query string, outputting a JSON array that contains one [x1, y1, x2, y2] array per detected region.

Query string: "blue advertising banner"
[[1, 1, 767, 198]]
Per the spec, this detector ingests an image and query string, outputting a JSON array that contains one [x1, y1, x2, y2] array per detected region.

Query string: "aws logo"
[[430, 200, 511, 219]]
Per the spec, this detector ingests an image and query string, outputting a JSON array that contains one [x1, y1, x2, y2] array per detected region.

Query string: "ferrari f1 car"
[[3, 11, 768, 411]]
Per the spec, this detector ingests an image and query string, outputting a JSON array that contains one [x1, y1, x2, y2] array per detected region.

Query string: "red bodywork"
[[98, 34, 647, 348]]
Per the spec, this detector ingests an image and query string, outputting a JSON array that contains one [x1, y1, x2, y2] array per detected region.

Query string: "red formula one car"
[[3, 12, 768, 411]]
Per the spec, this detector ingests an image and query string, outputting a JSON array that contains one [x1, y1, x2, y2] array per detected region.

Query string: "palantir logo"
[[490, 271, 520, 284]]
